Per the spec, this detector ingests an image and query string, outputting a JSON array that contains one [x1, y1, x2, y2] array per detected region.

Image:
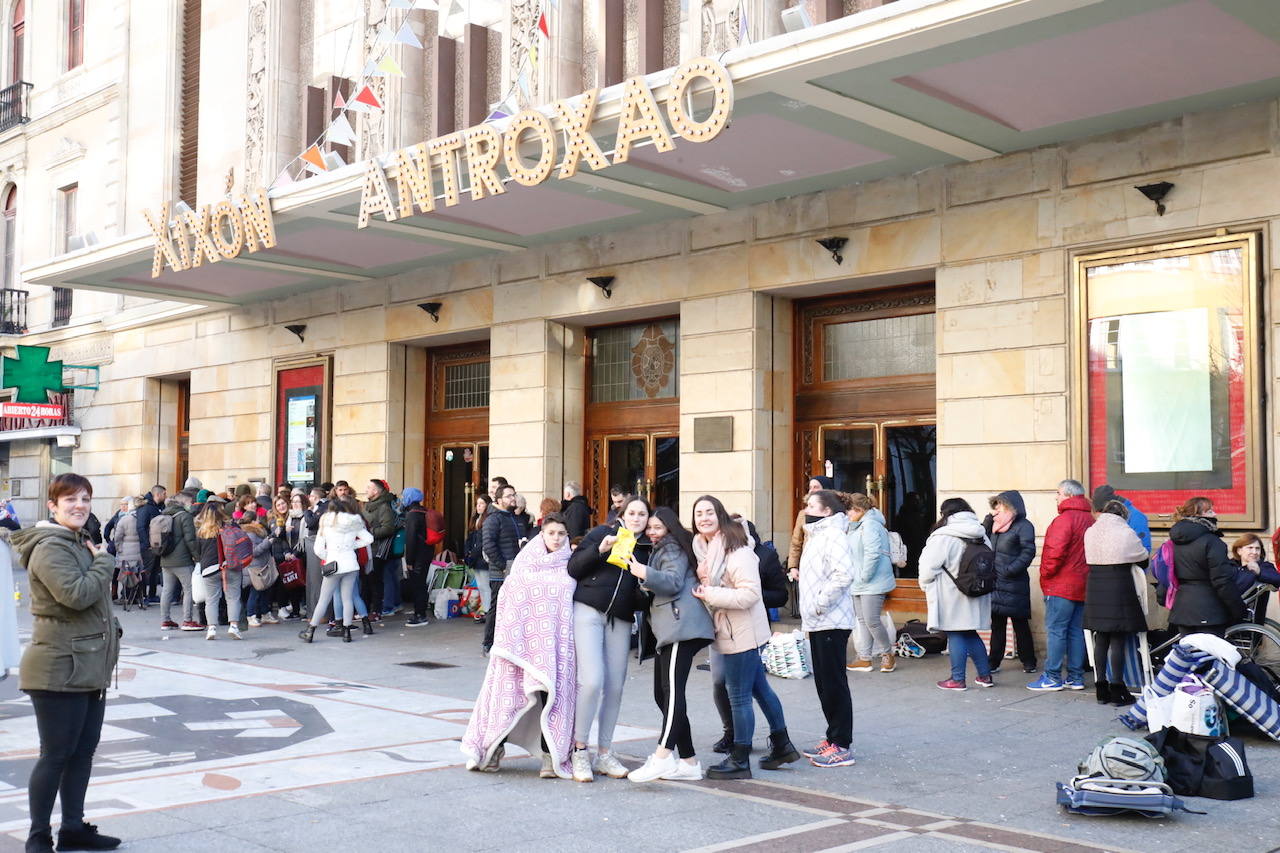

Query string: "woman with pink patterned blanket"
[[461, 514, 577, 778]]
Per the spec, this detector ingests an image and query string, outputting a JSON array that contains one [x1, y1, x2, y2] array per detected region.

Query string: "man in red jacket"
[[1027, 479, 1094, 692]]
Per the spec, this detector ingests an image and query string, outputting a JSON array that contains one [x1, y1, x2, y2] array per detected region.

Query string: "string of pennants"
[[271, 0, 555, 189]]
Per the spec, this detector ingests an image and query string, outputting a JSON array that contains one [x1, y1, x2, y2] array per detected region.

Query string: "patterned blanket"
[[460, 535, 577, 776]]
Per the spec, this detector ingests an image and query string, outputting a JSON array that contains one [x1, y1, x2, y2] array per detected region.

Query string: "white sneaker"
[[628, 753, 678, 783], [540, 752, 556, 779], [279, 605, 292, 618], [661, 760, 704, 781], [593, 751, 629, 779], [228, 625, 243, 640], [205, 626, 217, 641], [247, 616, 261, 628], [571, 748, 593, 783], [262, 612, 280, 624]]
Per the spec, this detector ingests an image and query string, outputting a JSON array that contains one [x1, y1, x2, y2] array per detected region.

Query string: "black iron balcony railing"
[[0, 81, 32, 134], [51, 287, 73, 328], [0, 287, 27, 334]]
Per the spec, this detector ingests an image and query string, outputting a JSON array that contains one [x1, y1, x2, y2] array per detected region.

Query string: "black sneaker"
[[406, 615, 430, 628], [56, 822, 121, 851], [1022, 665, 1039, 674], [25, 831, 53, 853]]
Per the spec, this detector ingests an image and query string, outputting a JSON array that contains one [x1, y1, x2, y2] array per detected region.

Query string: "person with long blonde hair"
[[196, 502, 244, 640]]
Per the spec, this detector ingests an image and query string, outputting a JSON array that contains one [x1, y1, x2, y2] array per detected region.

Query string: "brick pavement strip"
[[2, 595, 1277, 852]]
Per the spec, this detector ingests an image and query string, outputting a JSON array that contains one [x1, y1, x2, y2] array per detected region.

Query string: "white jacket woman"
[[312, 510, 372, 575], [918, 510, 991, 633], [798, 511, 855, 632]]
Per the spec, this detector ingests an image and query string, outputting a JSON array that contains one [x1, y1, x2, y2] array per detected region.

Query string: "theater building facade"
[[5, 0, 1280, 628]]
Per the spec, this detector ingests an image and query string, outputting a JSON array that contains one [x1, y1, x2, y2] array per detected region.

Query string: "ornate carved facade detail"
[[508, 0, 539, 108], [630, 323, 676, 399], [244, 0, 269, 189], [358, 0, 389, 161]]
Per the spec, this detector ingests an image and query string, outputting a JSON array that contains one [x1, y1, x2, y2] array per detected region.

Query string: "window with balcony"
[[51, 287, 73, 328], [0, 3, 29, 135], [2, 185, 15, 288], [67, 0, 84, 70], [11, 1, 23, 82]]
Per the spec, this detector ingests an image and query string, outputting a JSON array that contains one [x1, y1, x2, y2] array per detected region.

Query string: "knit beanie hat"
[[811, 475, 836, 491], [1091, 484, 1117, 512], [196, 489, 212, 504], [402, 487, 424, 504], [184, 476, 203, 490]]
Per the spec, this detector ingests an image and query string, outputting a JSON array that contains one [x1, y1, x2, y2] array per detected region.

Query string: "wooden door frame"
[[424, 342, 490, 514]]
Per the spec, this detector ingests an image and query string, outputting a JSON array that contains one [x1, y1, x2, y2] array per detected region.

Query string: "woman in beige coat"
[[692, 495, 799, 780]]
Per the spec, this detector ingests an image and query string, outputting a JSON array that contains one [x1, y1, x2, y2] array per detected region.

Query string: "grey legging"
[[203, 570, 243, 626], [310, 572, 358, 628], [852, 593, 893, 658], [573, 602, 631, 751], [161, 565, 194, 624]]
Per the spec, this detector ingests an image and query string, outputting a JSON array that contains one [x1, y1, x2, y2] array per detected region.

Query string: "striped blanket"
[[1119, 643, 1280, 742]]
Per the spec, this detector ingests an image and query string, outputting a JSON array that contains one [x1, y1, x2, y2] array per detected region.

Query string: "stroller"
[[117, 561, 148, 611]]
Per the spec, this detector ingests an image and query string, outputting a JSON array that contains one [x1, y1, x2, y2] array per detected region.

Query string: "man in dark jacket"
[[362, 479, 399, 618], [1029, 479, 1094, 692], [402, 488, 444, 627], [135, 485, 166, 602], [560, 481, 593, 539], [1168, 509, 1246, 635], [481, 484, 522, 652], [158, 494, 201, 630], [982, 490, 1037, 674]]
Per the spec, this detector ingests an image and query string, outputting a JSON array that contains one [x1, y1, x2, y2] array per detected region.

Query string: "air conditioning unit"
[[781, 5, 814, 32]]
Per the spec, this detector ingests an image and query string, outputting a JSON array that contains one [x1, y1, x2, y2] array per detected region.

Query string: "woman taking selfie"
[[692, 495, 799, 779], [13, 474, 122, 853], [566, 495, 651, 782], [626, 507, 714, 782]]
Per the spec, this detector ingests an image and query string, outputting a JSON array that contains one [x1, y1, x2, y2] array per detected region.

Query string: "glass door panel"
[[652, 435, 679, 513], [477, 443, 490, 495], [821, 427, 876, 496], [441, 444, 475, 556], [606, 438, 648, 502], [883, 424, 936, 578]]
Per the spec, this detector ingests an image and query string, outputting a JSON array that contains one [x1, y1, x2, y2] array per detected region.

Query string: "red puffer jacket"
[[1039, 495, 1094, 602]]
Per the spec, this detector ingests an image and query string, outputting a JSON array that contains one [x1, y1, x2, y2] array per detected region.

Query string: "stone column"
[[679, 291, 779, 536], [487, 319, 584, 510], [331, 342, 398, 487]]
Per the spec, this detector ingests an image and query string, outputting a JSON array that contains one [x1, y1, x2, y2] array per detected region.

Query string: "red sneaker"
[[179, 621, 203, 631], [936, 678, 968, 691], [160, 620, 179, 630]]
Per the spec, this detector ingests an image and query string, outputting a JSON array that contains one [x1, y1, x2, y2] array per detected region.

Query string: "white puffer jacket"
[[799, 512, 856, 632], [313, 511, 373, 575]]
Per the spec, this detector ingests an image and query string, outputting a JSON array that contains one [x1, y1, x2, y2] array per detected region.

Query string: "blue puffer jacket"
[[847, 507, 896, 596], [982, 490, 1037, 619]]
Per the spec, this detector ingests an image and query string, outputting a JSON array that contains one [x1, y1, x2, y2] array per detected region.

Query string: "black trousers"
[[988, 614, 1037, 669], [809, 629, 853, 749], [406, 565, 430, 618], [1092, 631, 1133, 684], [26, 690, 106, 838], [653, 639, 710, 759], [363, 557, 386, 616], [482, 580, 503, 648]]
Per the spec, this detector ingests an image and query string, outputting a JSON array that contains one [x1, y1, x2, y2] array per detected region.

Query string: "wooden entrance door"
[[424, 343, 490, 556], [584, 319, 680, 519], [794, 285, 936, 583]]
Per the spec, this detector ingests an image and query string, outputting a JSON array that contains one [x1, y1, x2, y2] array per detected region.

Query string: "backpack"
[[390, 497, 407, 558], [1056, 776, 1196, 818], [149, 513, 177, 557], [942, 537, 997, 597], [1079, 736, 1165, 782], [1151, 539, 1177, 609], [756, 540, 789, 609], [888, 531, 908, 568], [218, 524, 254, 571]]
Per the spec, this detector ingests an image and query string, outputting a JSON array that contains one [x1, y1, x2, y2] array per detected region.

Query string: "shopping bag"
[[433, 589, 460, 620], [191, 570, 207, 605], [1169, 675, 1226, 737], [761, 630, 811, 679]]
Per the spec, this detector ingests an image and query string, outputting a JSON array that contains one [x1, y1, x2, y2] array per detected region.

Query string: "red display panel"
[[276, 364, 325, 490]]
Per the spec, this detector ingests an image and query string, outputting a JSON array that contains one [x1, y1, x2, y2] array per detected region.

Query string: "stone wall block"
[[1063, 119, 1182, 186], [691, 207, 753, 251], [856, 216, 940, 274], [755, 192, 829, 240], [746, 239, 815, 289], [941, 197, 1039, 262], [947, 150, 1050, 207], [937, 442, 1068, 492], [1198, 158, 1280, 225], [939, 297, 1065, 354], [853, 172, 931, 223]]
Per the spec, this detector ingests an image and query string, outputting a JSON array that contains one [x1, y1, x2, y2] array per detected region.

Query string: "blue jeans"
[[382, 558, 402, 612], [334, 583, 368, 621], [246, 586, 272, 618], [946, 631, 990, 682], [720, 646, 786, 747], [1044, 595, 1085, 682]]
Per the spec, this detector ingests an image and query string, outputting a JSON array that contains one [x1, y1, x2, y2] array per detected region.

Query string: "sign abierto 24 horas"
[[144, 58, 734, 277]]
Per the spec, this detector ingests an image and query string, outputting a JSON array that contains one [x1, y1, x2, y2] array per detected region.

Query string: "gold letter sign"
[[144, 189, 277, 277]]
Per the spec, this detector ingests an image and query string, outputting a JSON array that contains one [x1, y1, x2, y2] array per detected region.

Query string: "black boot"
[[1109, 684, 1136, 707], [711, 730, 734, 754], [759, 729, 801, 770], [24, 831, 53, 853], [1095, 680, 1111, 704], [55, 822, 120, 851], [706, 744, 752, 780], [298, 625, 315, 643], [362, 616, 374, 635], [342, 625, 353, 643]]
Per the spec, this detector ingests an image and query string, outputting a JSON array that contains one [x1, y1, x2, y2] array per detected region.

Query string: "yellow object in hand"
[[607, 527, 637, 569]]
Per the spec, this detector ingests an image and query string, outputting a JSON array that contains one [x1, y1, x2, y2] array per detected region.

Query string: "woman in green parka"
[[12, 473, 122, 853]]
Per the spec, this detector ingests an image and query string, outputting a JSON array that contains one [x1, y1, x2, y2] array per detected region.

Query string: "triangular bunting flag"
[[485, 109, 510, 122], [395, 20, 423, 49], [737, 2, 750, 44], [272, 168, 296, 188], [516, 72, 531, 100], [375, 56, 405, 77], [389, 0, 413, 8], [326, 113, 356, 146], [538, 12, 549, 38], [300, 145, 328, 173], [353, 85, 383, 110], [333, 90, 346, 110], [362, 59, 377, 78], [323, 150, 346, 170], [375, 24, 396, 44]]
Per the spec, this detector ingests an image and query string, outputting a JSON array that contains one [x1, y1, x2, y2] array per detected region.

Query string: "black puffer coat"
[[982, 490, 1036, 619], [567, 523, 647, 622], [1168, 517, 1246, 630]]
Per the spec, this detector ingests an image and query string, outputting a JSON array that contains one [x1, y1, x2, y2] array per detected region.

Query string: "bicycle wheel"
[[1224, 622, 1280, 668]]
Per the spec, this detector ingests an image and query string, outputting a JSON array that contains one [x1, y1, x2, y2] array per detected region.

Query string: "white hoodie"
[[917, 511, 992, 632], [799, 512, 856, 632]]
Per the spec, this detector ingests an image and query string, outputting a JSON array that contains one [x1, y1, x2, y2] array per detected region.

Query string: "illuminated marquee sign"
[[143, 189, 278, 278], [357, 57, 734, 227]]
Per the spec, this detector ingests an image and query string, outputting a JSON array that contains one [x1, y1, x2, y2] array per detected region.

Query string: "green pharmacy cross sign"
[[2, 345, 67, 403]]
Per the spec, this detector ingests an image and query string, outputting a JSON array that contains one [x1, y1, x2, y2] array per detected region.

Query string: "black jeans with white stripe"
[[653, 638, 711, 759]]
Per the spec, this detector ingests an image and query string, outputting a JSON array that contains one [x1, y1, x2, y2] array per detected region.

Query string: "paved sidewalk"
[[2, 586, 1277, 852]]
